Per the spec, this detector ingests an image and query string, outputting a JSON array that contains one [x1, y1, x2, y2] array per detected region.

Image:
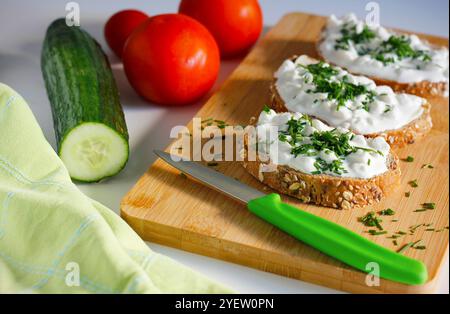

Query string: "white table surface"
[[1, 0, 448, 294]]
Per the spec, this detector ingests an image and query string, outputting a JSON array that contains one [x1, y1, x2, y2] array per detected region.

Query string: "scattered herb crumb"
[[392, 219, 399, 222], [359, 211, 383, 230], [421, 163, 434, 169], [368, 230, 388, 236], [397, 240, 422, 254], [403, 156, 414, 162], [379, 208, 395, 216], [414, 203, 436, 212], [405, 191, 411, 197], [408, 179, 418, 188], [422, 202, 436, 209], [414, 245, 426, 250], [393, 240, 398, 246]]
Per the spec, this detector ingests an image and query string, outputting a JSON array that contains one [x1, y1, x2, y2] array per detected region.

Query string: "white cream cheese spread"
[[256, 108, 391, 179], [275, 55, 426, 134], [318, 13, 449, 84]]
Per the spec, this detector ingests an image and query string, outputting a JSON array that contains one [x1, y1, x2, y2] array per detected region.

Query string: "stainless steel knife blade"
[[154, 150, 265, 204]]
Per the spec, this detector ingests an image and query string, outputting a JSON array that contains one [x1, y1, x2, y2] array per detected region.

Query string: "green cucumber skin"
[[41, 19, 129, 182]]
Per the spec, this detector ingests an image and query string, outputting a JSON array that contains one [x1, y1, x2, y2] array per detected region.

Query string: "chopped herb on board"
[[397, 240, 421, 254], [414, 203, 436, 212], [405, 191, 411, 197], [421, 163, 434, 169], [422, 202, 436, 209], [359, 211, 383, 230], [379, 208, 395, 216], [368, 230, 387, 236], [403, 156, 414, 162], [408, 179, 419, 188]]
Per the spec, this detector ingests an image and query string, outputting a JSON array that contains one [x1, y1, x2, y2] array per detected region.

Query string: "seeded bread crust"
[[315, 37, 448, 98], [269, 56, 433, 148], [242, 144, 401, 210]]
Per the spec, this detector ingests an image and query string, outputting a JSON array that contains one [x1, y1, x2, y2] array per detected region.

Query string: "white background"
[[0, 0, 448, 293]]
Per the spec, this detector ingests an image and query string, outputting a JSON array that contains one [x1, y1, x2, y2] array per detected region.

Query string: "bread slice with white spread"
[[317, 14, 449, 97], [243, 109, 401, 209], [270, 55, 432, 148]]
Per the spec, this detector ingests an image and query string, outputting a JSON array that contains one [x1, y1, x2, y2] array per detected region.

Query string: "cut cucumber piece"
[[59, 123, 129, 182], [41, 19, 129, 182]]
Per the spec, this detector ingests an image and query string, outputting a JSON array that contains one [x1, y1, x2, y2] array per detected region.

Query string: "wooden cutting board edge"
[[120, 12, 450, 294]]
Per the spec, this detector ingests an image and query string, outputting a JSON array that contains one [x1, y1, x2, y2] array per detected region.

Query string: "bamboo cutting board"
[[121, 12, 449, 293]]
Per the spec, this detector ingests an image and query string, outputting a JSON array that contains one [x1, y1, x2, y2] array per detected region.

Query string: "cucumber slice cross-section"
[[59, 123, 129, 182]]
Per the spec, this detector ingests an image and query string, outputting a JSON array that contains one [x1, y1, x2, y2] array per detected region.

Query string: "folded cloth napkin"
[[0, 83, 232, 293]]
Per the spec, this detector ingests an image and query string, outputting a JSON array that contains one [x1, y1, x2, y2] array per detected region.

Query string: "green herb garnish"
[[368, 230, 388, 236], [301, 62, 376, 111], [335, 24, 376, 50], [372, 35, 432, 65], [359, 211, 383, 230], [379, 208, 395, 216], [334, 23, 432, 66], [421, 163, 434, 169], [397, 240, 421, 254], [404, 156, 414, 162], [422, 202, 436, 209], [408, 179, 419, 188]]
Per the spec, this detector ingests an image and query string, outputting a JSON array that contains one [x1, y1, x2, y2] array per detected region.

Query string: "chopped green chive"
[[397, 240, 422, 254], [379, 208, 395, 216], [421, 163, 434, 169], [368, 230, 388, 236], [408, 179, 418, 188], [403, 156, 414, 162], [414, 203, 436, 212], [422, 202, 436, 209], [262, 105, 271, 113], [359, 211, 383, 230]]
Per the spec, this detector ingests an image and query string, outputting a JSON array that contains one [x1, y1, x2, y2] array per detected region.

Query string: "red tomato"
[[122, 14, 220, 106], [104, 9, 148, 58], [179, 0, 263, 58]]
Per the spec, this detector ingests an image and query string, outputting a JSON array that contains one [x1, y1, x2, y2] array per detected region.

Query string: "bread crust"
[[270, 56, 433, 148], [315, 34, 448, 98], [243, 145, 401, 210]]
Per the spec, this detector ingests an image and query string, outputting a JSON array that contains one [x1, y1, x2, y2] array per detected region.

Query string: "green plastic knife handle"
[[247, 193, 428, 285]]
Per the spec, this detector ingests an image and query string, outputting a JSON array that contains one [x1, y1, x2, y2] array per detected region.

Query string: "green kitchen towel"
[[0, 82, 231, 293]]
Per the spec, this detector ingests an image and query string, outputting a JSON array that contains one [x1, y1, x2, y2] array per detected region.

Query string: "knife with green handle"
[[154, 150, 428, 286]]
